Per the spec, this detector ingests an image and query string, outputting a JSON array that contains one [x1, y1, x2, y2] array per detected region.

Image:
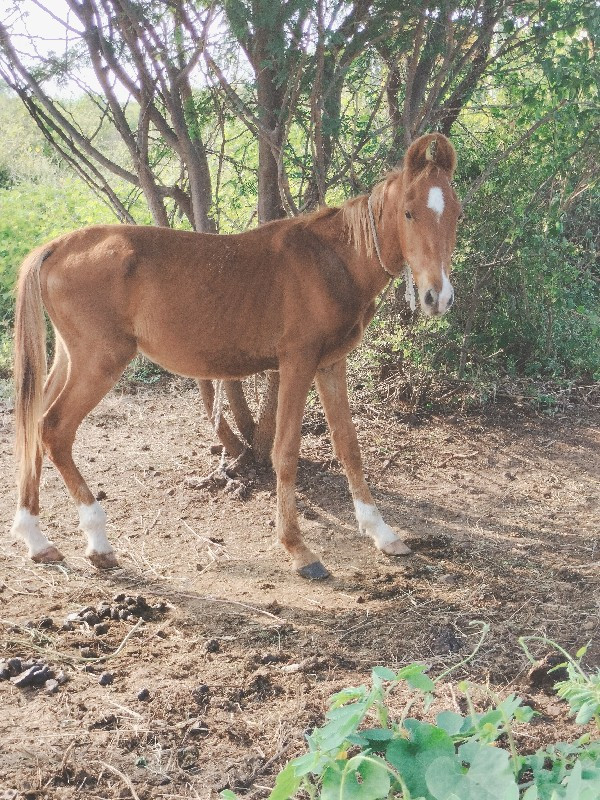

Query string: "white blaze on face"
[[427, 186, 445, 217], [439, 265, 453, 310]]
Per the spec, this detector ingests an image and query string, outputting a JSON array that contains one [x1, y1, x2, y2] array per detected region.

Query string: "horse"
[[11, 133, 461, 580]]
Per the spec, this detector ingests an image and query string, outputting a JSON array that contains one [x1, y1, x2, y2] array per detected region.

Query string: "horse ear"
[[404, 134, 457, 179]]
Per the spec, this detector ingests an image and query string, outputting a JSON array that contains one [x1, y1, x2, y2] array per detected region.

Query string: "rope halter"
[[367, 194, 416, 312]]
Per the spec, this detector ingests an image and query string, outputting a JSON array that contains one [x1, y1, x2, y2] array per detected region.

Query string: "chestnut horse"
[[12, 133, 461, 580]]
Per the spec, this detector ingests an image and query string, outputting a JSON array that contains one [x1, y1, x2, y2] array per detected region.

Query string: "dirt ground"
[[1, 378, 599, 799]]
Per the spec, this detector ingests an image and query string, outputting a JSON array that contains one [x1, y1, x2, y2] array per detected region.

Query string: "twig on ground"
[[95, 760, 142, 800], [0, 617, 145, 665], [171, 592, 286, 622]]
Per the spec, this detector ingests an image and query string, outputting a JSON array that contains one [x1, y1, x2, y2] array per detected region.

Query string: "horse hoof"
[[88, 551, 119, 570], [32, 545, 65, 564], [297, 561, 331, 580], [380, 539, 412, 556]]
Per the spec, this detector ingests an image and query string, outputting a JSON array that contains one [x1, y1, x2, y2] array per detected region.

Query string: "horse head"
[[382, 133, 462, 317]]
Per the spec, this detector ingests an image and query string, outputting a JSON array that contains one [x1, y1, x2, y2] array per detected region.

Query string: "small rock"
[[38, 617, 54, 629], [6, 657, 22, 677], [93, 623, 110, 636], [80, 648, 96, 659], [61, 620, 75, 632], [439, 574, 460, 586], [189, 723, 209, 736], [96, 603, 112, 619], [119, 609, 131, 621], [192, 684, 210, 704], [13, 664, 52, 688], [205, 639, 220, 653], [56, 670, 69, 685], [110, 607, 121, 621], [45, 678, 59, 694], [82, 611, 100, 626], [113, 593, 126, 603], [96, 490, 108, 501], [98, 672, 114, 686], [137, 687, 151, 701], [0, 661, 10, 680]]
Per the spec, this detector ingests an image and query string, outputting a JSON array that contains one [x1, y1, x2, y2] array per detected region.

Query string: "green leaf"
[[310, 702, 369, 752], [425, 742, 519, 800], [372, 666, 396, 681], [321, 756, 390, 800], [575, 701, 599, 726], [291, 750, 330, 777], [387, 720, 455, 800], [436, 711, 464, 736], [220, 792, 238, 800], [396, 664, 436, 693], [269, 761, 301, 800]]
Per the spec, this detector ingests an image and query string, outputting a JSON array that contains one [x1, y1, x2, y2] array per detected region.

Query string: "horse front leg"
[[272, 359, 330, 580], [315, 358, 411, 557]]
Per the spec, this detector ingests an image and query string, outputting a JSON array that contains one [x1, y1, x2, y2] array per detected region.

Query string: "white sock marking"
[[79, 501, 113, 555], [354, 499, 399, 548], [12, 508, 52, 557], [427, 186, 445, 216]]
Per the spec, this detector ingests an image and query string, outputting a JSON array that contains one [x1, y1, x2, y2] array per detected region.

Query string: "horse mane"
[[290, 168, 402, 259], [342, 171, 400, 258]]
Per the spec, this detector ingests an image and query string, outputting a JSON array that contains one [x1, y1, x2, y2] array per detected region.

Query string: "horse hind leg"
[[272, 358, 330, 580], [41, 344, 134, 568], [13, 335, 70, 563]]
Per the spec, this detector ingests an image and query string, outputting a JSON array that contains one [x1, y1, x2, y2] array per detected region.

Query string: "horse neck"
[[340, 193, 402, 296]]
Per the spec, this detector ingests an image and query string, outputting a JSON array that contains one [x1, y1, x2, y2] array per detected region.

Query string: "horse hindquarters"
[[13, 246, 136, 566]]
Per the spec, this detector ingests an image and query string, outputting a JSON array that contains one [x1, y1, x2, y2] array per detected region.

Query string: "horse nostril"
[[424, 290, 435, 306]]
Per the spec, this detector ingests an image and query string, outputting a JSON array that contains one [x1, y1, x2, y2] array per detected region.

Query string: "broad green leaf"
[[269, 762, 301, 800], [359, 728, 394, 742], [372, 666, 396, 681], [291, 750, 330, 777], [321, 756, 390, 800], [311, 703, 369, 752], [425, 742, 519, 800], [436, 711, 464, 736], [387, 721, 455, 800]]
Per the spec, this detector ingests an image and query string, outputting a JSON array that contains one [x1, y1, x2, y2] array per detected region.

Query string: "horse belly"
[[133, 299, 279, 380]]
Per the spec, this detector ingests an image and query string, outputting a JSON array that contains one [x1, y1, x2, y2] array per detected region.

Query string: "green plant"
[[520, 637, 600, 728], [223, 629, 600, 800]]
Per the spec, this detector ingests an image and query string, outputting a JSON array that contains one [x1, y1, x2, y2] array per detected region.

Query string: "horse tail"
[[14, 247, 50, 483]]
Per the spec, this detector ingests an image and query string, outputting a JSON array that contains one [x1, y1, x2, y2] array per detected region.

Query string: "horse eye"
[[405, 211, 412, 220]]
